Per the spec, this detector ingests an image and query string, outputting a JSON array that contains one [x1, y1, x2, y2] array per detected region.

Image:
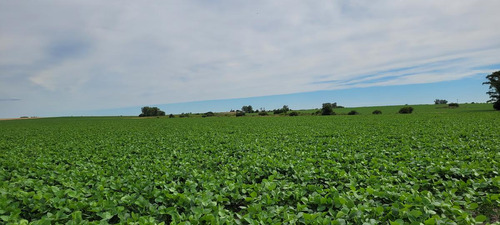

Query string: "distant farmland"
[[0, 104, 498, 224]]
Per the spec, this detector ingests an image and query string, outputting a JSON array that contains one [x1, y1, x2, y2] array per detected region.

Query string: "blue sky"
[[1, 1, 499, 118]]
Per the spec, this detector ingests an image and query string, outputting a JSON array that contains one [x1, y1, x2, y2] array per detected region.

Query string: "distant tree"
[[139, 106, 165, 117], [289, 111, 299, 116], [203, 111, 215, 117], [347, 110, 359, 115], [448, 103, 459, 108], [168, 114, 175, 118], [179, 113, 190, 118], [282, 105, 290, 113], [321, 103, 334, 115], [271, 105, 290, 115], [434, 99, 448, 104], [372, 110, 382, 115], [273, 109, 283, 114], [258, 111, 268, 116], [398, 106, 414, 114], [483, 71, 500, 110], [241, 105, 254, 113]]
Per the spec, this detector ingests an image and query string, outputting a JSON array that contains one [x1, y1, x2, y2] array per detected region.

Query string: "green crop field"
[[0, 104, 499, 224]]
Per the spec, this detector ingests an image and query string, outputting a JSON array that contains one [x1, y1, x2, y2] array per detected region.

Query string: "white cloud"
[[0, 0, 499, 117]]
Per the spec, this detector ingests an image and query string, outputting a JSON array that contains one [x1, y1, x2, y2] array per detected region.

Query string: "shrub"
[[347, 110, 359, 115], [258, 111, 268, 116], [372, 110, 382, 114], [179, 113, 190, 118], [448, 103, 459, 108], [289, 111, 299, 116], [168, 114, 175, 118], [399, 106, 414, 114], [235, 111, 245, 117]]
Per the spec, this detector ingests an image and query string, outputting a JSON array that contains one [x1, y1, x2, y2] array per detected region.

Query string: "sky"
[[1, 1, 499, 118]]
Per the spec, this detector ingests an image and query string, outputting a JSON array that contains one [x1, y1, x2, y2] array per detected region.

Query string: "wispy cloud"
[[0, 0, 499, 117], [0, 98, 21, 101]]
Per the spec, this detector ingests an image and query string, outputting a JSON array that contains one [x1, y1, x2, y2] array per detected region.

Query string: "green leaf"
[[424, 217, 436, 225], [71, 211, 82, 222], [0, 215, 9, 222], [467, 203, 478, 210], [99, 211, 113, 220], [390, 219, 404, 225], [409, 209, 422, 218], [475, 215, 487, 222]]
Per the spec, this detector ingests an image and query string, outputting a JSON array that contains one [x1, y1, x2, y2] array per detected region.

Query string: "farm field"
[[0, 104, 499, 224]]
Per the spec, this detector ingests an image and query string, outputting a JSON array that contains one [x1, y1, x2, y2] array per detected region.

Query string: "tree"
[[139, 106, 165, 117], [321, 103, 334, 115], [483, 71, 500, 110], [282, 105, 290, 113], [434, 99, 448, 104], [241, 105, 254, 113]]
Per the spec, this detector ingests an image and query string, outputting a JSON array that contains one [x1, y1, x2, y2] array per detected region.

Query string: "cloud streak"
[[0, 98, 21, 101], [0, 0, 499, 117]]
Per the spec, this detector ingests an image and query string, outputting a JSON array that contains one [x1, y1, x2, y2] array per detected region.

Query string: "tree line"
[[138, 70, 500, 117]]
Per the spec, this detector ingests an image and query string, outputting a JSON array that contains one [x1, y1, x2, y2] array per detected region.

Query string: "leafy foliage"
[[0, 111, 498, 224], [448, 103, 459, 108], [258, 111, 268, 116], [288, 111, 299, 116], [372, 110, 382, 115]]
